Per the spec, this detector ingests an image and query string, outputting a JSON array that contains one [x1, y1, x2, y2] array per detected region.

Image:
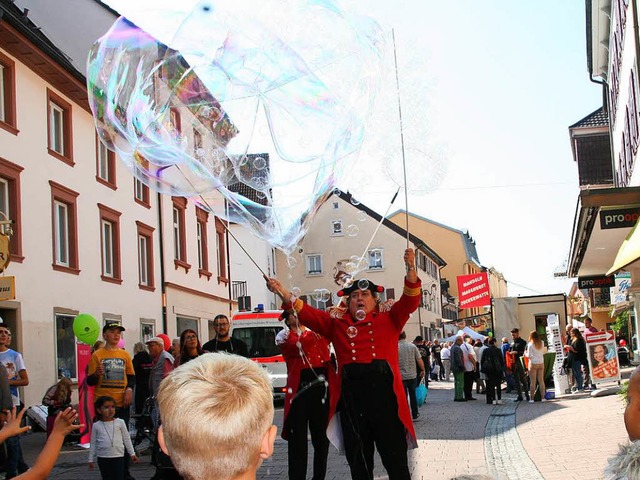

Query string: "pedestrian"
[[583, 317, 598, 389], [42, 377, 73, 437], [131, 342, 152, 416], [431, 339, 445, 381], [156, 354, 277, 480], [480, 337, 505, 405], [88, 395, 138, 480], [501, 337, 515, 393], [564, 328, 587, 391], [413, 336, 430, 386], [170, 338, 181, 359], [173, 329, 204, 367], [277, 311, 331, 480], [202, 315, 249, 357], [507, 328, 530, 402], [450, 336, 466, 402], [525, 331, 547, 402], [0, 324, 29, 478], [146, 337, 175, 428], [266, 248, 421, 479], [478, 339, 489, 399], [473, 339, 486, 394], [461, 336, 477, 401], [441, 341, 451, 381], [87, 321, 136, 479], [398, 331, 425, 420]]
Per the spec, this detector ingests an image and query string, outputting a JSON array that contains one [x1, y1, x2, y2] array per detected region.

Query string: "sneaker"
[[493, 400, 498, 405], [496, 400, 504, 405], [541, 398, 548, 402], [528, 400, 534, 403]]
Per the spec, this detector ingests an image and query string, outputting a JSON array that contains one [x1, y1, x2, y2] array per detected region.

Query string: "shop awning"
[[607, 221, 640, 275]]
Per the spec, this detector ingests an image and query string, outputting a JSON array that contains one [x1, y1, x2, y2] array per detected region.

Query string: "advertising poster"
[[456, 272, 490, 309], [585, 331, 621, 384], [76, 343, 94, 446]]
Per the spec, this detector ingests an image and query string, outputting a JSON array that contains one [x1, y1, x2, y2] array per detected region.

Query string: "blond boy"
[[157, 353, 277, 480]]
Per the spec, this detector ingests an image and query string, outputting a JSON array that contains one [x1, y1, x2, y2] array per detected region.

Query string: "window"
[[193, 128, 203, 157], [0, 158, 23, 261], [306, 254, 323, 275], [215, 217, 228, 283], [0, 53, 17, 134], [140, 320, 155, 343], [96, 136, 116, 189], [232, 326, 281, 358], [134, 157, 150, 207], [55, 313, 77, 379], [47, 89, 73, 165], [98, 204, 122, 283], [368, 249, 384, 270], [50, 181, 79, 274], [137, 221, 155, 290], [332, 220, 343, 236], [177, 316, 198, 336], [332, 201, 339, 209], [196, 207, 211, 279], [172, 197, 190, 272]]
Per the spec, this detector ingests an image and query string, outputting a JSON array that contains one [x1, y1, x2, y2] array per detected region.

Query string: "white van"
[[230, 308, 288, 400]]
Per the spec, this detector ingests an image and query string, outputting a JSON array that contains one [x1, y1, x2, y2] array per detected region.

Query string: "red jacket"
[[287, 277, 422, 452], [277, 327, 331, 440]]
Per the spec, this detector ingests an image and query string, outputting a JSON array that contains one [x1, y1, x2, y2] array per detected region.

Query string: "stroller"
[[131, 397, 155, 449]]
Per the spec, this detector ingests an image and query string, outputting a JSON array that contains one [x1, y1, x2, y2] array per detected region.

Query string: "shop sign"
[[0, 276, 15, 301], [457, 272, 490, 309], [578, 275, 615, 289], [600, 207, 640, 229]]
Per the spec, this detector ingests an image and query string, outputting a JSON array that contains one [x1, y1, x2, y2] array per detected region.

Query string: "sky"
[[17, 0, 601, 297], [352, 1, 602, 297]]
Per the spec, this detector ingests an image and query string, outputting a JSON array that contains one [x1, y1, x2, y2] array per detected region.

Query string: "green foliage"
[[612, 310, 630, 339], [620, 379, 630, 405]]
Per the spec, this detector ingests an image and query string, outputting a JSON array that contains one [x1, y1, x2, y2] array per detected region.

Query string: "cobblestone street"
[[13, 372, 632, 480]]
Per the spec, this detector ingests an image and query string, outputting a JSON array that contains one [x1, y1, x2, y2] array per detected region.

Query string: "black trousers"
[[486, 376, 502, 403], [435, 357, 445, 379], [340, 361, 410, 480], [513, 361, 529, 399], [402, 378, 419, 419], [98, 456, 125, 480], [285, 368, 330, 480], [463, 371, 475, 400]]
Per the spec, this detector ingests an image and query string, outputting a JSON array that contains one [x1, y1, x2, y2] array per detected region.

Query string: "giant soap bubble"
[[88, 0, 384, 253]]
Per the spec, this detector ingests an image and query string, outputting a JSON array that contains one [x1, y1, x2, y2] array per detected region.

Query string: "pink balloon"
[[117, 338, 126, 349]]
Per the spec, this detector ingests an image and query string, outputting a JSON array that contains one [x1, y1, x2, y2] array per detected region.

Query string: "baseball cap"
[[103, 320, 125, 333], [145, 337, 164, 346]]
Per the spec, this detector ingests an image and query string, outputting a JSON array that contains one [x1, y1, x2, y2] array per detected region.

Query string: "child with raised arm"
[[0, 406, 82, 479], [156, 353, 277, 480], [88, 396, 138, 479]]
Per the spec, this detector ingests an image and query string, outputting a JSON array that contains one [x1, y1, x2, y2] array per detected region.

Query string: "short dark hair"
[[510, 328, 519, 333], [414, 335, 423, 342]]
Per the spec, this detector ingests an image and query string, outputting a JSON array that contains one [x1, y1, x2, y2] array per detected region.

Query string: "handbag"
[[415, 381, 428, 406]]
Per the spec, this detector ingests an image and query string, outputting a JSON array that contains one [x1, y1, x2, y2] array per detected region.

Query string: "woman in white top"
[[525, 331, 547, 403]]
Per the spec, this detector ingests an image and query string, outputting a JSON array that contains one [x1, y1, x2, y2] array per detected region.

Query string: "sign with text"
[[611, 272, 632, 304], [600, 207, 640, 229], [457, 272, 490, 309], [0, 276, 15, 301], [585, 330, 621, 384], [578, 275, 615, 289]]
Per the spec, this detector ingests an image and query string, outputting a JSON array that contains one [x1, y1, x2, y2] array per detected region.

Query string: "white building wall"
[[0, 46, 161, 405]]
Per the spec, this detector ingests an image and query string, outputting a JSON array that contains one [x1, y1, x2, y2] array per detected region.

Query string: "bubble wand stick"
[[392, 29, 411, 251]]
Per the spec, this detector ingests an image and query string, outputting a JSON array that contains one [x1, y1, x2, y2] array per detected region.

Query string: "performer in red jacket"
[[277, 311, 332, 480], [267, 248, 421, 480]]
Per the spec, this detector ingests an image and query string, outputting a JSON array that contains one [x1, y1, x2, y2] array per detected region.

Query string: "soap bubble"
[[292, 287, 302, 297], [355, 309, 366, 321], [346, 224, 359, 237], [350, 196, 360, 206], [87, 2, 385, 254], [287, 256, 298, 268], [356, 210, 367, 222], [312, 288, 331, 304], [358, 279, 370, 290]]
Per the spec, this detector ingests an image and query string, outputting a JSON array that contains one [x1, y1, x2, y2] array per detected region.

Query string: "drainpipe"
[[157, 192, 168, 334]]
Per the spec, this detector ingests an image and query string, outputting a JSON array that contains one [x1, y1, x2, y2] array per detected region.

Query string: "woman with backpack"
[[480, 337, 505, 405]]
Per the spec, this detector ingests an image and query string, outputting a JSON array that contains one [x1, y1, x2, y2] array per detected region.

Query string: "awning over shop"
[[607, 221, 640, 275]]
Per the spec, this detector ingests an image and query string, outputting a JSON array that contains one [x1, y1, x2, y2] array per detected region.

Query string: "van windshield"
[[232, 326, 281, 358]]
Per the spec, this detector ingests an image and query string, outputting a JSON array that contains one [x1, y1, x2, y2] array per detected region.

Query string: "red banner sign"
[[457, 273, 491, 309]]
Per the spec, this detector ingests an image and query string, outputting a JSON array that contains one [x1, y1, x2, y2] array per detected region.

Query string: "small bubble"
[[356, 210, 367, 222], [256, 191, 266, 199], [317, 288, 330, 303], [350, 197, 360, 206], [295, 341, 302, 349], [355, 309, 366, 321], [318, 374, 326, 381], [253, 156, 267, 170], [195, 147, 206, 157], [346, 224, 359, 237], [292, 287, 302, 296], [287, 256, 297, 268], [321, 398, 326, 404], [333, 188, 341, 196], [358, 279, 370, 291], [287, 388, 293, 394]]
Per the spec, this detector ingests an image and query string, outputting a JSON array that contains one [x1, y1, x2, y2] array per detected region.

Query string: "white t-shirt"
[[0, 349, 26, 406], [441, 346, 451, 360], [525, 342, 546, 365]]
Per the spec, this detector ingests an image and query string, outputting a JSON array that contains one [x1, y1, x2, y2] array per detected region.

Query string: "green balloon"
[[488, 331, 494, 337], [73, 313, 100, 345]]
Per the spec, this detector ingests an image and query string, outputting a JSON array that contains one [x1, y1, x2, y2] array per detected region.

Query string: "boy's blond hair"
[[157, 353, 274, 480]]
